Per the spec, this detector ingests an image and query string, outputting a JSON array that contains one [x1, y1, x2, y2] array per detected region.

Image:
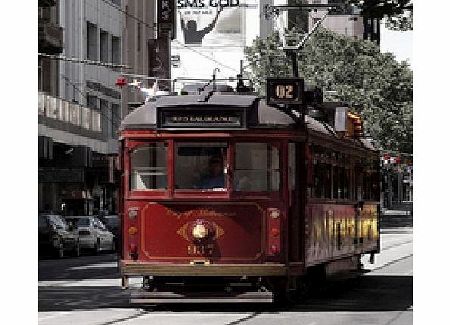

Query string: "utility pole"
[[263, 2, 344, 125]]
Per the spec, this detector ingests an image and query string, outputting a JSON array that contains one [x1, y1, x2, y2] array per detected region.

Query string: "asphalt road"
[[38, 228, 413, 325]]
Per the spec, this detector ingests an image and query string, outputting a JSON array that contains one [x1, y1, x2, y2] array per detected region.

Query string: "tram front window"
[[175, 142, 227, 190], [130, 143, 167, 190], [234, 143, 280, 192]]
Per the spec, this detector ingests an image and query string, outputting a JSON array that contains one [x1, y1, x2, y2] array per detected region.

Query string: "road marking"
[[38, 312, 73, 321]]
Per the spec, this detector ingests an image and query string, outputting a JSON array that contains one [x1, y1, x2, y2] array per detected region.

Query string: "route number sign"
[[266, 78, 304, 105]]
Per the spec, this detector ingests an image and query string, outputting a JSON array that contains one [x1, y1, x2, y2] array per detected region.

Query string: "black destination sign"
[[266, 77, 304, 105], [157, 108, 246, 129]]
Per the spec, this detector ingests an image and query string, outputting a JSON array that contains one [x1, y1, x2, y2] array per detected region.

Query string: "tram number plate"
[[266, 77, 304, 105], [187, 244, 214, 256]]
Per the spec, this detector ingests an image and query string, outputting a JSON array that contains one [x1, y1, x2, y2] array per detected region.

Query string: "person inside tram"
[[199, 156, 225, 189]]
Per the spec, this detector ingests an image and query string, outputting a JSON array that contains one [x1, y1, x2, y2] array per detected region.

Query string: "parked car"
[[99, 215, 120, 246], [64, 216, 115, 254], [38, 214, 80, 258]]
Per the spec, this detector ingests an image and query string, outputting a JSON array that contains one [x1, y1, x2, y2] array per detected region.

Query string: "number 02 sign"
[[266, 78, 304, 105]]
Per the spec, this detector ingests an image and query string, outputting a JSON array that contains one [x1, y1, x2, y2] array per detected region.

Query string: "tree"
[[244, 28, 413, 153]]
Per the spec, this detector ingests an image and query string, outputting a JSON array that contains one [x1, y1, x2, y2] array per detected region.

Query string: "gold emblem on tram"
[[176, 222, 225, 241]]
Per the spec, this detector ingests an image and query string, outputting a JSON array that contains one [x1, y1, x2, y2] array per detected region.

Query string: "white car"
[[65, 216, 115, 254]]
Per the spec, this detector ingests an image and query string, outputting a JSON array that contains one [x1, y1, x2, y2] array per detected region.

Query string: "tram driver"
[[199, 156, 225, 189]]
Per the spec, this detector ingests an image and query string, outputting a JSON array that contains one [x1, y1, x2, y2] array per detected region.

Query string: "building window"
[[111, 103, 120, 137], [87, 22, 98, 60], [312, 17, 321, 26], [87, 95, 98, 109], [100, 99, 109, 134], [137, 22, 141, 52], [112, 36, 121, 64], [38, 60, 43, 92], [100, 30, 109, 62]]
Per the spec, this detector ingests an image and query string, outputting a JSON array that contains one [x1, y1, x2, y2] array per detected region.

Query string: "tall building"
[[301, 0, 380, 43], [121, 0, 157, 114], [38, 0, 125, 216]]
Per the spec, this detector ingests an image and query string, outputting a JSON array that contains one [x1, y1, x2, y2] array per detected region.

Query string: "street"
[[38, 227, 413, 325]]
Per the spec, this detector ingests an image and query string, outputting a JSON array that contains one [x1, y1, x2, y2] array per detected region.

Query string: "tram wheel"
[[269, 278, 297, 307]]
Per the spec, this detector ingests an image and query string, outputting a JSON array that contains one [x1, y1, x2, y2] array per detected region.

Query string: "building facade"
[[120, 0, 157, 114], [305, 0, 380, 44], [38, 0, 125, 216]]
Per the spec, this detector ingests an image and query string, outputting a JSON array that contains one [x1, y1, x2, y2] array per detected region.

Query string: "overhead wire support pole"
[[263, 3, 345, 126]]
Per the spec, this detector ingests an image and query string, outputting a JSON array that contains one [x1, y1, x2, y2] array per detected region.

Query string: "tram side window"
[[363, 160, 380, 201], [313, 162, 332, 199], [175, 142, 227, 190], [234, 143, 280, 192], [130, 143, 167, 190], [333, 166, 350, 200]]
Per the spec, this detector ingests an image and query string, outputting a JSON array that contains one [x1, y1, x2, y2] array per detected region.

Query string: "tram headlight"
[[192, 224, 208, 239]]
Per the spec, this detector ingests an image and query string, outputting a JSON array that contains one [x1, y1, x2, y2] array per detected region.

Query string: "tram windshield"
[[175, 142, 227, 190], [234, 143, 280, 192], [130, 143, 168, 190]]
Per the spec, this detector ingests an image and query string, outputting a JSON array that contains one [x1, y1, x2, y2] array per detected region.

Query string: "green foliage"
[[244, 28, 413, 153]]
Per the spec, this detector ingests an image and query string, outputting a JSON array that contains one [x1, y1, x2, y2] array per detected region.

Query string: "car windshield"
[[48, 215, 68, 230], [74, 218, 91, 227], [104, 217, 119, 227]]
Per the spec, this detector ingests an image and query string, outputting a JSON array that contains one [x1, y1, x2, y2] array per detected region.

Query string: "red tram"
[[117, 91, 380, 303]]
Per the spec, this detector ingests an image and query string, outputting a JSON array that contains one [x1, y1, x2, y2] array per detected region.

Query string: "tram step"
[[130, 289, 273, 304]]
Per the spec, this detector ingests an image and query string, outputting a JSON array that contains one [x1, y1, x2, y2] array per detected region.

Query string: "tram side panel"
[[305, 202, 378, 267], [305, 203, 352, 266], [355, 203, 379, 255]]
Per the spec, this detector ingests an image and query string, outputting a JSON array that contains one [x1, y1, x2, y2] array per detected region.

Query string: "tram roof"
[[119, 94, 377, 151], [120, 94, 295, 130]]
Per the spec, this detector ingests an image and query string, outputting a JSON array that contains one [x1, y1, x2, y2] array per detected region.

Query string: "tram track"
[[97, 309, 151, 325]]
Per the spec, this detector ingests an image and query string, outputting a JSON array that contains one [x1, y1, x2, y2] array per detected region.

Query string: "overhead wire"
[[60, 75, 122, 130]]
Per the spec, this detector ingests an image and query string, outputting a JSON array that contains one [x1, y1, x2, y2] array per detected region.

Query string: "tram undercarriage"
[[122, 255, 367, 304]]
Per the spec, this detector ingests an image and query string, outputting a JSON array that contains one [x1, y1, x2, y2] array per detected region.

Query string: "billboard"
[[176, 0, 244, 47]]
